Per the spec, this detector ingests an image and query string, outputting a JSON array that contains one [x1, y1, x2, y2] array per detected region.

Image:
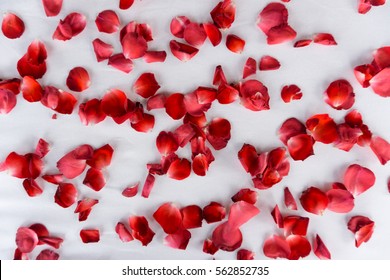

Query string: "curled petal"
[[129, 216, 155, 246], [57, 144, 93, 179], [343, 164, 375, 196], [281, 84, 302, 103], [80, 229, 100, 243], [263, 235, 291, 259], [79, 99, 106, 125], [66, 67, 90, 92], [203, 22, 222, 46], [213, 65, 227, 86], [313, 33, 337, 45], [95, 10, 120, 34], [324, 80, 355, 110], [257, 3, 288, 34], [170, 16, 190, 38], [55, 183, 78, 208], [271, 205, 284, 228], [370, 136, 390, 165], [170, 40, 199, 62], [231, 188, 258, 204], [36, 249, 59, 260], [53, 13, 86, 40], [122, 182, 139, 197], [108, 53, 133, 73], [115, 222, 134, 242], [354, 64, 377, 88], [300, 187, 328, 215], [347, 216, 375, 247], [181, 205, 203, 229], [75, 198, 99, 221], [226, 34, 245, 53], [206, 118, 231, 150], [326, 189, 355, 213], [294, 39, 312, 48], [239, 80, 270, 111], [203, 202, 226, 223], [164, 228, 191, 250], [2, 13, 25, 39], [42, 0, 63, 17], [16, 227, 39, 253], [259, 55, 280, 71], [313, 234, 331, 260], [286, 235, 311, 260], [92, 39, 114, 62], [183, 23, 207, 48], [284, 187, 298, 210], [133, 73, 160, 99], [210, 0, 236, 29], [0, 78, 21, 95], [0, 89, 17, 114], [167, 158, 191, 180], [42, 174, 63, 184], [287, 134, 315, 161]]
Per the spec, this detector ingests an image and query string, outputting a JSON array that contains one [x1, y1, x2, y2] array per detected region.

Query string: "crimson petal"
[[2, 13, 25, 39], [370, 68, 390, 97], [79, 99, 106, 125], [80, 229, 100, 243], [101, 89, 128, 118], [122, 182, 139, 198], [153, 202, 182, 234], [143, 51, 167, 63], [226, 34, 245, 54], [115, 222, 134, 242], [370, 136, 390, 165], [210, 0, 236, 29], [183, 23, 207, 48], [23, 179, 43, 197], [83, 168, 106, 191], [108, 53, 133, 73], [203, 239, 219, 255], [313, 234, 331, 260], [170, 16, 190, 38], [313, 33, 337, 45], [281, 84, 302, 103], [129, 216, 155, 246], [231, 188, 258, 204], [87, 144, 113, 170], [283, 215, 309, 236], [259, 55, 280, 71], [36, 249, 59, 260], [0, 89, 17, 114], [167, 158, 191, 180], [243, 57, 257, 79], [92, 39, 114, 62], [284, 187, 298, 210], [203, 202, 226, 223], [343, 164, 375, 196], [300, 187, 328, 215], [237, 249, 255, 260], [41, 86, 77, 114], [42, 0, 63, 17], [203, 22, 222, 46], [122, 32, 148, 59], [170, 40, 199, 62], [120, 0, 134, 9], [206, 118, 231, 150], [263, 235, 291, 259], [306, 114, 338, 144], [287, 134, 315, 161], [95, 10, 120, 34], [181, 205, 203, 229], [53, 13, 86, 41], [271, 205, 284, 228], [324, 79, 355, 110], [133, 73, 160, 99], [227, 201, 260, 229], [55, 183, 78, 208], [212, 222, 242, 251], [164, 228, 191, 250], [327, 189, 355, 213], [286, 235, 311, 260], [239, 79, 270, 111], [347, 216, 375, 247], [66, 67, 90, 92], [57, 144, 93, 179]]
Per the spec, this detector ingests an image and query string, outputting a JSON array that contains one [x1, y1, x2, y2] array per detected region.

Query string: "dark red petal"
[[101, 89, 128, 117], [83, 168, 106, 191], [28, 223, 49, 240], [95, 10, 120, 34], [237, 249, 255, 260], [370, 136, 390, 165], [87, 144, 113, 170], [370, 68, 390, 97], [79, 99, 106, 125], [184, 87, 216, 117], [170, 16, 190, 38], [183, 23, 207, 48], [26, 40, 47, 64], [231, 188, 258, 205], [286, 235, 311, 260], [284, 187, 298, 210], [313, 234, 331, 260], [120, 0, 134, 10], [206, 118, 231, 150], [141, 173, 155, 198], [41, 86, 77, 114], [0, 78, 21, 95], [143, 51, 167, 63], [181, 205, 203, 229], [36, 249, 59, 260], [57, 144, 93, 179], [17, 55, 47, 79], [326, 189, 355, 213], [281, 84, 302, 103], [203, 202, 226, 223], [324, 79, 355, 110], [343, 164, 375, 196], [213, 65, 227, 86], [287, 134, 315, 161], [347, 216, 375, 247], [226, 34, 245, 54], [2, 13, 25, 39], [203, 22, 222, 46], [259, 55, 281, 71], [242, 57, 257, 79], [133, 73, 160, 99], [192, 154, 209, 176], [283, 215, 309, 236], [42, 0, 63, 17], [294, 39, 312, 48], [0, 89, 17, 114], [16, 227, 39, 253], [129, 216, 155, 246], [210, 0, 236, 29], [122, 32, 147, 59], [239, 79, 270, 111], [167, 158, 191, 180], [263, 235, 291, 259], [203, 239, 219, 255], [266, 25, 297, 44], [170, 40, 199, 62], [164, 227, 191, 250], [92, 39, 114, 62], [212, 222, 242, 251], [228, 201, 260, 229], [66, 67, 90, 92], [313, 33, 337, 45], [131, 113, 155, 133], [35, 138, 50, 158], [271, 205, 284, 228], [23, 179, 43, 197], [300, 187, 328, 215], [216, 83, 239, 104], [108, 53, 133, 73], [165, 93, 186, 120], [115, 222, 134, 242], [122, 182, 139, 197], [306, 114, 338, 144], [53, 13, 86, 40], [13, 249, 28, 260], [55, 183, 78, 208], [80, 229, 100, 243]]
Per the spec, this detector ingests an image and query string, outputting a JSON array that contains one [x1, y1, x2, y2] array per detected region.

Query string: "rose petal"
[[313, 33, 337, 45], [294, 39, 312, 48], [263, 235, 291, 259], [120, 0, 134, 10], [271, 205, 284, 228], [238, 79, 270, 111], [36, 249, 59, 260], [101, 89, 128, 118], [115, 222, 134, 242], [42, 0, 63, 17], [42, 174, 63, 185], [237, 249, 255, 260], [131, 113, 155, 133], [164, 93, 186, 120], [17, 40, 47, 79], [74, 198, 99, 221], [206, 118, 231, 150], [108, 53, 133, 73], [231, 188, 258, 204], [170, 40, 199, 61], [122, 182, 139, 198], [181, 205, 203, 229], [284, 187, 298, 210], [370, 68, 390, 97], [347, 216, 375, 247], [213, 65, 228, 86], [41, 86, 77, 114], [203, 239, 219, 255], [170, 16, 190, 38], [183, 23, 207, 48], [122, 32, 148, 59], [300, 187, 328, 215], [306, 114, 338, 144], [2, 13, 25, 39], [286, 235, 311, 260], [129, 216, 155, 246], [281, 84, 302, 103], [143, 51, 167, 63], [79, 99, 106, 125], [326, 189, 355, 213], [203, 22, 222, 46], [86, 144, 113, 170], [343, 164, 376, 196], [313, 234, 331, 260], [373, 46, 390, 70], [283, 215, 309, 236], [57, 144, 93, 179], [228, 201, 260, 229], [259, 55, 280, 71], [210, 0, 236, 29], [167, 158, 191, 180], [22, 179, 43, 197], [226, 34, 245, 53], [370, 136, 390, 165], [15, 227, 39, 253], [212, 222, 242, 251], [80, 229, 100, 243], [55, 183, 78, 208], [266, 25, 297, 44], [156, 131, 179, 157], [66, 67, 90, 92], [287, 134, 315, 161], [203, 202, 226, 223], [95, 10, 120, 34], [324, 79, 355, 110], [92, 39, 114, 62], [164, 227, 191, 250], [354, 64, 377, 88], [153, 202, 182, 234], [83, 168, 106, 191], [53, 13, 86, 40], [133, 73, 160, 99], [242, 57, 257, 79], [20, 76, 43, 103], [0, 89, 17, 114]]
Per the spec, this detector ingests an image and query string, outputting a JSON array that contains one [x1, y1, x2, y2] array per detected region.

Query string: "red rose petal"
[[306, 114, 338, 144], [53, 13, 86, 41], [354, 64, 377, 88], [83, 168, 106, 191], [343, 164, 376, 196], [13, 249, 28, 260], [0, 78, 21, 95], [129, 216, 155, 246], [226, 34, 245, 54], [164, 227, 191, 250], [80, 229, 100, 243], [133, 73, 160, 99], [165, 93, 186, 120], [108, 53, 133, 73], [57, 144, 93, 179], [42, 174, 63, 185], [259, 55, 281, 71], [115, 222, 134, 242], [41, 86, 77, 114], [66, 67, 90, 92], [373, 46, 390, 70], [326, 188, 355, 213], [237, 249, 255, 260], [286, 235, 311, 260], [242, 57, 257, 79], [267, 25, 297, 44], [39, 236, 64, 249], [284, 187, 298, 210], [120, 0, 134, 10], [324, 79, 355, 110], [183, 87, 216, 117], [313, 33, 337, 45], [143, 51, 167, 63], [15, 227, 39, 253], [131, 113, 155, 133], [313, 234, 331, 260], [147, 94, 166, 110], [227, 201, 260, 229], [271, 205, 284, 228], [170, 16, 190, 38], [156, 131, 179, 156], [79, 99, 106, 125], [0, 89, 17, 114], [358, 0, 372, 14], [347, 216, 375, 247], [213, 65, 228, 86], [183, 23, 207, 48], [294, 39, 312, 48], [192, 154, 209, 176], [122, 32, 148, 59], [170, 40, 199, 62], [42, 0, 63, 17], [122, 182, 139, 198], [231, 188, 258, 204], [167, 158, 191, 180], [203, 202, 226, 223], [36, 249, 59, 260], [153, 202, 182, 234], [35, 138, 50, 158], [300, 187, 328, 215], [283, 215, 309, 236], [181, 205, 203, 229], [87, 144, 114, 170], [263, 235, 291, 259], [74, 198, 99, 221], [210, 0, 236, 29], [2, 13, 25, 39], [92, 39, 114, 62], [203, 22, 222, 46], [281, 84, 302, 103], [287, 134, 315, 161], [55, 183, 78, 208], [2, 152, 29, 178], [203, 239, 219, 255], [370, 136, 390, 165], [17, 40, 47, 79], [101, 89, 128, 118], [239, 79, 270, 111], [205, 118, 231, 150], [370, 68, 390, 97], [22, 179, 43, 197], [20, 76, 42, 103], [95, 10, 120, 34], [141, 173, 155, 198], [212, 222, 242, 251], [257, 3, 287, 34], [216, 83, 239, 104]]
